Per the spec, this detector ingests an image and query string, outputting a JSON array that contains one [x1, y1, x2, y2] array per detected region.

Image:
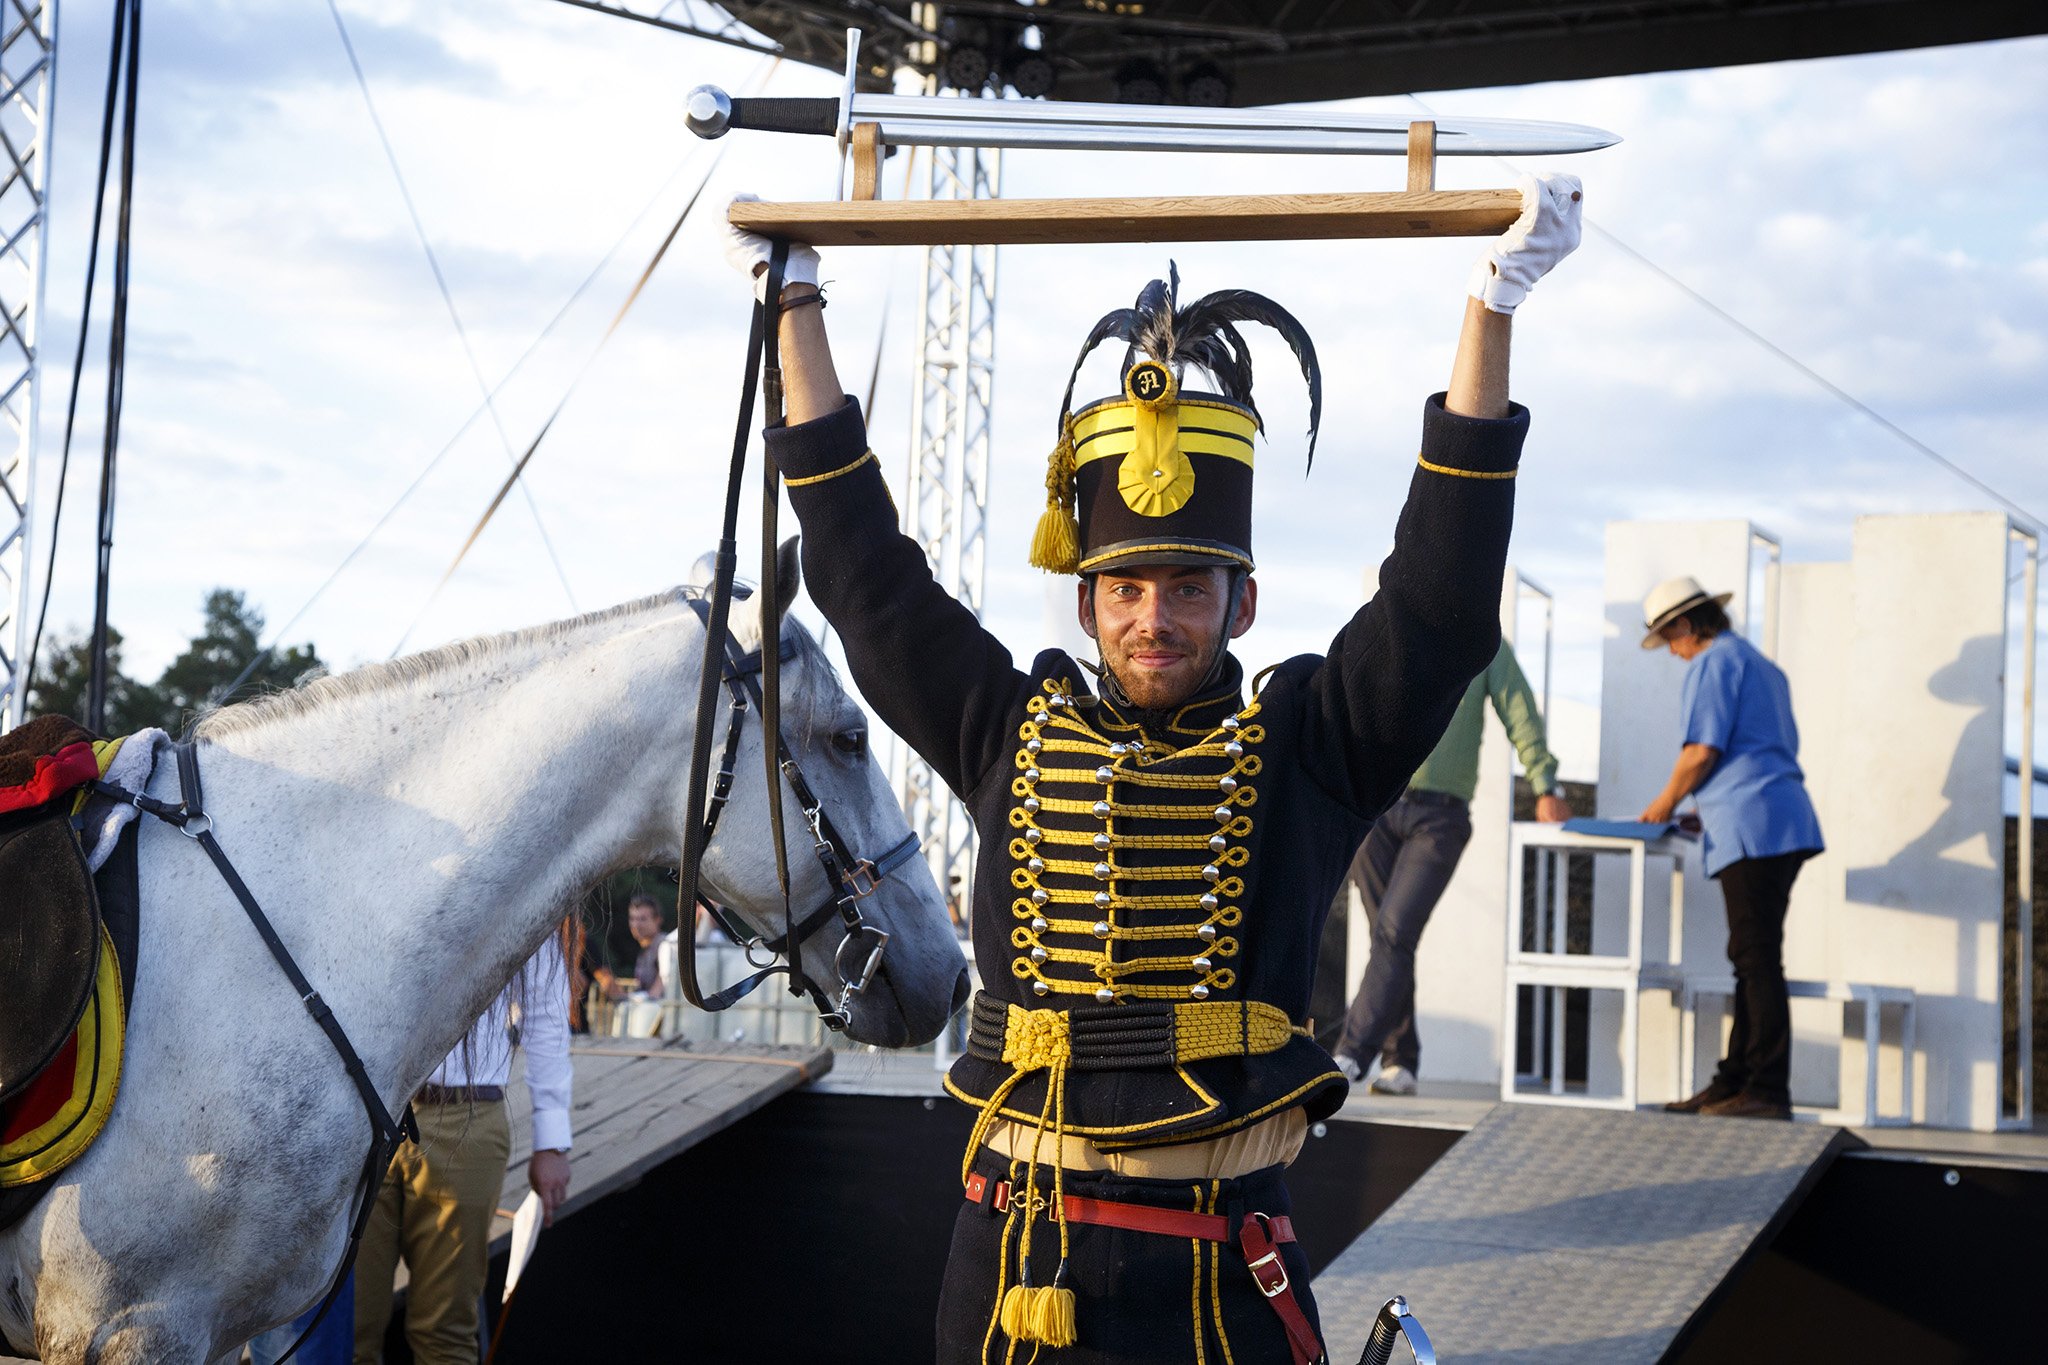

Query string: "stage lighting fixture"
[[1003, 45, 1058, 98], [1115, 58, 1168, 104], [1182, 61, 1232, 107], [944, 41, 993, 91]]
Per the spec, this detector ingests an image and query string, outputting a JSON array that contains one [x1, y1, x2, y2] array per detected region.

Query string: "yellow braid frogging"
[[1029, 418, 1080, 574]]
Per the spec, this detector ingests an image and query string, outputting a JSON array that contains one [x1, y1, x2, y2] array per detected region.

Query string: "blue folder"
[[1558, 818, 1678, 842]]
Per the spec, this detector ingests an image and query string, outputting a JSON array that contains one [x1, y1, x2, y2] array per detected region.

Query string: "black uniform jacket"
[[771, 393, 1526, 1149]]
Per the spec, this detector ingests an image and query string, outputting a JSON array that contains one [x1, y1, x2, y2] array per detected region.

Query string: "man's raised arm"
[[722, 204, 1028, 800], [1307, 174, 1583, 814]]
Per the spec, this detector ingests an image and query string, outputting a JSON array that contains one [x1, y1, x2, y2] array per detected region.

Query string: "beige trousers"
[[352, 1099, 511, 1365]]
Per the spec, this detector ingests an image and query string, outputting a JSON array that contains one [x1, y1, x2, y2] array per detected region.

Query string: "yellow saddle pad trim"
[[0, 925, 126, 1185]]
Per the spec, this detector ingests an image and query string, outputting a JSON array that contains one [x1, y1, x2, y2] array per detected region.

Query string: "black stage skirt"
[[937, 1149, 1321, 1365]]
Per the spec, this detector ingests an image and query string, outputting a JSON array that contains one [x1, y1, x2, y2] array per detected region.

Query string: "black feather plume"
[[1054, 263, 1322, 469]]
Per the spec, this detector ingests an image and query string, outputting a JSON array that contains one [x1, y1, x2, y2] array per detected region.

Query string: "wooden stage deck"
[[487, 1036, 833, 1254]]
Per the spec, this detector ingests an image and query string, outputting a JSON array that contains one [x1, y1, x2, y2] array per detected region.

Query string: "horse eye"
[[833, 729, 867, 759]]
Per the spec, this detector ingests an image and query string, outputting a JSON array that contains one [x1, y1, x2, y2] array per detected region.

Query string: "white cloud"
[[24, 6, 2048, 768]]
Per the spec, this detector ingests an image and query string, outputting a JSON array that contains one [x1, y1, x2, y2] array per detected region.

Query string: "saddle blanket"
[[0, 722, 153, 1209]]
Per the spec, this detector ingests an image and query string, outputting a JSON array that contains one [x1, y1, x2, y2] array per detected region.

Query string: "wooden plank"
[[485, 1042, 834, 1247], [730, 188, 1523, 247]]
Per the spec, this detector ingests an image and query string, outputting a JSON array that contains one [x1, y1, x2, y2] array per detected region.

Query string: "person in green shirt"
[[1330, 637, 1569, 1093]]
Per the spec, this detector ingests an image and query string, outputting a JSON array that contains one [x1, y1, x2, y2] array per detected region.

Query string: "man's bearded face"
[[1079, 565, 1257, 710]]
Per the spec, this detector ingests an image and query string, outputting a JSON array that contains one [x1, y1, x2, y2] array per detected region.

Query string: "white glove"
[[722, 192, 822, 303], [1467, 173, 1583, 315]]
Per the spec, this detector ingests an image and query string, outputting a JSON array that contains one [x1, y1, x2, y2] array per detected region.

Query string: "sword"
[[686, 87, 1619, 159], [701, 28, 1616, 247]]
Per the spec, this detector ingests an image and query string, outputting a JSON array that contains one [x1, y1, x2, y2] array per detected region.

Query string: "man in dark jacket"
[[725, 173, 1582, 1364]]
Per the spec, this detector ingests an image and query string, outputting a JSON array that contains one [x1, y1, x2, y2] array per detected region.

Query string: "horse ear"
[[774, 536, 802, 627], [687, 551, 718, 590]]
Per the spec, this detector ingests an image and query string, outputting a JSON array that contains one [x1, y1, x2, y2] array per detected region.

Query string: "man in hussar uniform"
[[726, 175, 1581, 1363]]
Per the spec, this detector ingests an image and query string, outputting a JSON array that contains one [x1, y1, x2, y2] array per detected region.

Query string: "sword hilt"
[[686, 85, 839, 141], [1357, 1296, 1435, 1365]]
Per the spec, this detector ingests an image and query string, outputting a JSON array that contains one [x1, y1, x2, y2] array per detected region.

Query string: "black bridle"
[[672, 240, 918, 1030], [675, 593, 919, 1026]]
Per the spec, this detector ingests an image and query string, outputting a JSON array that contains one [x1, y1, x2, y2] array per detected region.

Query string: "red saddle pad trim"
[[1, 1034, 81, 1143], [0, 741, 102, 815]]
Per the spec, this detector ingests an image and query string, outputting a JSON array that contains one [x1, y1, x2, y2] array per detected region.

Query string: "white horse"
[[0, 546, 967, 1363]]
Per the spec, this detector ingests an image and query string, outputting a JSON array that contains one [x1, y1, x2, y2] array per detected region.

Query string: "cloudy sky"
[[25, 2, 2048, 781]]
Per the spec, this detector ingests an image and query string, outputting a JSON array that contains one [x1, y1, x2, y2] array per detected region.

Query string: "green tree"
[[26, 626, 171, 735], [154, 588, 323, 729]]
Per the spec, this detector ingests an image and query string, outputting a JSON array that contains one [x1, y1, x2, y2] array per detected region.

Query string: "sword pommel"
[[685, 85, 733, 140]]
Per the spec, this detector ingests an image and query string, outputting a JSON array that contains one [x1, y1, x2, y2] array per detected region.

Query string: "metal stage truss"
[[0, 0, 55, 733], [894, 133, 1000, 927]]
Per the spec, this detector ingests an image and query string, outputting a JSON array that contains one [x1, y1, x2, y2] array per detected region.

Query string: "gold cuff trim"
[[1416, 454, 1517, 481], [785, 449, 878, 487]]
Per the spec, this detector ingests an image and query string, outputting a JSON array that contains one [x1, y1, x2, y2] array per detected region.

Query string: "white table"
[[1500, 823, 1691, 1110]]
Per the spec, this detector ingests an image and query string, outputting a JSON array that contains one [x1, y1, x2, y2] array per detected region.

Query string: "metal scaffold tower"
[[893, 40, 1000, 919], [0, 0, 56, 732]]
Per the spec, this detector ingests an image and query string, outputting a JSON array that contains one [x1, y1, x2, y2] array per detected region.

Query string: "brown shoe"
[[1663, 1081, 1739, 1114], [1699, 1091, 1792, 1121]]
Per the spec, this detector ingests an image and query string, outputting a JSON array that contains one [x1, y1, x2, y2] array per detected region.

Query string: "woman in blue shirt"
[[1637, 576, 1824, 1121]]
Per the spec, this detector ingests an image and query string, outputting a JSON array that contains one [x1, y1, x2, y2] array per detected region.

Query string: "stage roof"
[[579, 1, 2048, 102]]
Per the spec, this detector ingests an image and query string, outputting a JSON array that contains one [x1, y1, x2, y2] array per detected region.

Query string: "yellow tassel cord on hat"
[[967, 1011, 1080, 1355], [1029, 418, 1080, 574]]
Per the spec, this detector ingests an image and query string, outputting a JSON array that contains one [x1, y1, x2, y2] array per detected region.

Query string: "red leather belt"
[[965, 1174, 1325, 1365]]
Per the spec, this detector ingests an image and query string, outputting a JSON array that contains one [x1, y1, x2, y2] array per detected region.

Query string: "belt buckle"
[[1244, 1212, 1290, 1298], [843, 859, 880, 898], [1248, 1248, 1289, 1298]]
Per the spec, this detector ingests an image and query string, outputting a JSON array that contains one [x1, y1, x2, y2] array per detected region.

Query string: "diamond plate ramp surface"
[[1313, 1104, 1852, 1364]]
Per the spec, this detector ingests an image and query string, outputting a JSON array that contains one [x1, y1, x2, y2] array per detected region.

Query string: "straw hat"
[[1640, 575, 1732, 649]]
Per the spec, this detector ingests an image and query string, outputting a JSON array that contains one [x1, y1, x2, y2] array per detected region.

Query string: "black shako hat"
[[1030, 263, 1322, 576]]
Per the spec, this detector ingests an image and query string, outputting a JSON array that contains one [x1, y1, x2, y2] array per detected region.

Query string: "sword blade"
[[849, 91, 1617, 155], [846, 114, 1612, 157]]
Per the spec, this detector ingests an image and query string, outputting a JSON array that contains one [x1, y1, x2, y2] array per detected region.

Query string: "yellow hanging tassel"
[[999, 1284, 1034, 1340], [1029, 418, 1080, 574], [1029, 1284, 1078, 1347], [999, 1284, 1078, 1349]]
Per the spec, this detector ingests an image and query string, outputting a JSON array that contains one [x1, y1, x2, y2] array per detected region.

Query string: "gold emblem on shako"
[[1125, 359, 1174, 408]]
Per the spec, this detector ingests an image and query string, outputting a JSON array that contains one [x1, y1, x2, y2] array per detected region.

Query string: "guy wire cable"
[[322, 0, 581, 611], [209, 54, 779, 706], [1404, 93, 2047, 535], [386, 140, 737, 658], [24, 0, 140, 711]]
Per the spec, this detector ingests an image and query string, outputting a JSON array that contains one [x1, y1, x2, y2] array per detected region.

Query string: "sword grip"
[[686, 85, 840, 141], [724, 96, 840, 139]]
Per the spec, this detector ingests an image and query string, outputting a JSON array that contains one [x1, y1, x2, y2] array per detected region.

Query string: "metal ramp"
[[1313, 1104, 1854, 1363]]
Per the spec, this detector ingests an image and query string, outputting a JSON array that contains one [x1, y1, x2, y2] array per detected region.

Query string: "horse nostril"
[[950, 966, 973, 1014]]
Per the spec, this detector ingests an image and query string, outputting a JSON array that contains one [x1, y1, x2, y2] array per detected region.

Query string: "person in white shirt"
[[353, 930, 574, 1365]]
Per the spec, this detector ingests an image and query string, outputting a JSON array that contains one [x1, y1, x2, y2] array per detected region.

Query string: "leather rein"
[[671, 241, 919, 1030], [678, 594, 918, 1025]]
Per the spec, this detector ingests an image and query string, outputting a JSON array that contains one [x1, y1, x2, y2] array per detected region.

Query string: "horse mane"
[[194, 585, 841, 740]]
